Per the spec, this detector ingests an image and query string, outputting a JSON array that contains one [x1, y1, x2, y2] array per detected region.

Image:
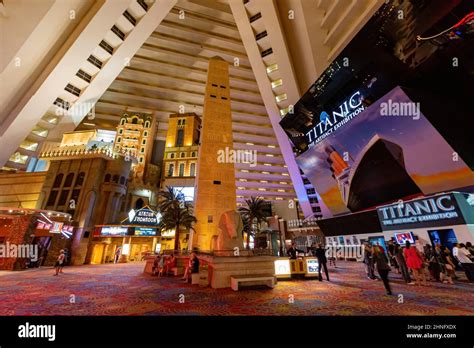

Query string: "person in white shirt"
[[457, 243, 473, 282]]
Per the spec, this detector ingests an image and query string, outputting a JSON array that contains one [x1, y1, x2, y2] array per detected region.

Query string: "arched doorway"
[[135, 198, 144, 209]]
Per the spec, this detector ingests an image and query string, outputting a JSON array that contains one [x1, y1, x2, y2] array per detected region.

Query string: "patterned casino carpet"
[[0, 261, 472, 316]]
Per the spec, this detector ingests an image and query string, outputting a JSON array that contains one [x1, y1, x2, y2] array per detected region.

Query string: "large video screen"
[[295, 86, 474, 217]]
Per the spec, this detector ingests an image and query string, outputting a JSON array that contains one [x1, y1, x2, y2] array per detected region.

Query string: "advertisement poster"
[[294, 87, 474, 217]]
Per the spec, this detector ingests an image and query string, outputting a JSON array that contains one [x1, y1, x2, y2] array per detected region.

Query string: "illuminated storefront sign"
[[306, 91, 364, 146], [377, 193, 465, 231], [101, 226, 129, 236], [127, 207, 161, 226], [134, 227, 158, 236], [50, 222, 64, 234]]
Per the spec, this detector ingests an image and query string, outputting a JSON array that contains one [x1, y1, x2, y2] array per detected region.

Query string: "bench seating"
[[230, 274, 276, 291]]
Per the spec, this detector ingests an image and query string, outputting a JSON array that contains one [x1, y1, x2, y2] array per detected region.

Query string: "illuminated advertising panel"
[[50, 222, 63, 234], [101, 226, 129, 236], [274, 259, 291, 277], [305, 258, 319, 274], [294, 87, 474, 217], [134, 227, 158, 236]]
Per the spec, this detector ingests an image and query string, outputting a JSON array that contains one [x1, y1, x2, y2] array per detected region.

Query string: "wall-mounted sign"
[[127, 207, 161, 226], [306, 91, 364, 146], [134, 227, 158, 236], [377, 193, 465, 231], [61, 225, 73, 239], [50, 222, 64, 234], [101, 226, 129, 236]]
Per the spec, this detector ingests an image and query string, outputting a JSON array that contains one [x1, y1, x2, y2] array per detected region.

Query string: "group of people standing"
[[364, 240, 474, 295]]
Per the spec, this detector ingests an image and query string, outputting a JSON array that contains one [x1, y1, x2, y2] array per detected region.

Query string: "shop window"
[[46, 190, 58, 206], [190, 163, 196, 177], [64, 173, 74, 187], [75, 172, 85, 187], [120, 176, 125, 185], [168, 164, 174, 177], [58, 190, 69, 206], [53, 174, 63, 188], [105, 174, 111, 182], [112, 175, 119, 183], [179, 163, 185, 177]]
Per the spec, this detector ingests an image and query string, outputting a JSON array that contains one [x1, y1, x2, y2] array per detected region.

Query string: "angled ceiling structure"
[[0, 0, 382, 217]]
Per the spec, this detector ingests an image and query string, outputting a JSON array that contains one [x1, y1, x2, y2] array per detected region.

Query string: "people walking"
[[363, 243, 377, 280], [403, 241, 427, 286], [373, 246, 392, 295], [54, 250, 65, 276], [315, 244, 330, 281], [456, 243, 474, 282], [387, 240, 400, 273], [114, 246, 121, 264], [394, 244, 412, 284], [424, 244, 441, 282]]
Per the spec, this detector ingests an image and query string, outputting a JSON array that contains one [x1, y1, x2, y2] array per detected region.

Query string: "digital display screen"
[[134, 227, 157, 236], [394, 232, 416, 245]]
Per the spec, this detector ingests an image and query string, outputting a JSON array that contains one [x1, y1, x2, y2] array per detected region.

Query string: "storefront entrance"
[[129, 242, 152, 261]]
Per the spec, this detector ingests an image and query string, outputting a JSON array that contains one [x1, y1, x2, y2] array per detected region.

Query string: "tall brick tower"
[[192, 57, 236, 251]]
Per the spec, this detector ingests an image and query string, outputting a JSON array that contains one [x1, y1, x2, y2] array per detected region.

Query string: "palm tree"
[[238, 196, 271, 249], [158, 186, 197, 251]]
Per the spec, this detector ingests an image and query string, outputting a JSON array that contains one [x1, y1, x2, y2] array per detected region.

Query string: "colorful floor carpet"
[[0, 261, 472, 316]]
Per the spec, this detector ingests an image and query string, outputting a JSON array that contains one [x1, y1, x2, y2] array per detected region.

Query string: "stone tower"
[[192, 57, 236, 251]]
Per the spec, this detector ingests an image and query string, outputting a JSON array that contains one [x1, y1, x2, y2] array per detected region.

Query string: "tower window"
[[168, 164, 174, 176], [175, 129, 184, 147], [179, 163, 185, 176], [120, 118, 126, 125], [53, 174, 64, 188], [145, 121, 150, 128], [190, 163, 196, 176]]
